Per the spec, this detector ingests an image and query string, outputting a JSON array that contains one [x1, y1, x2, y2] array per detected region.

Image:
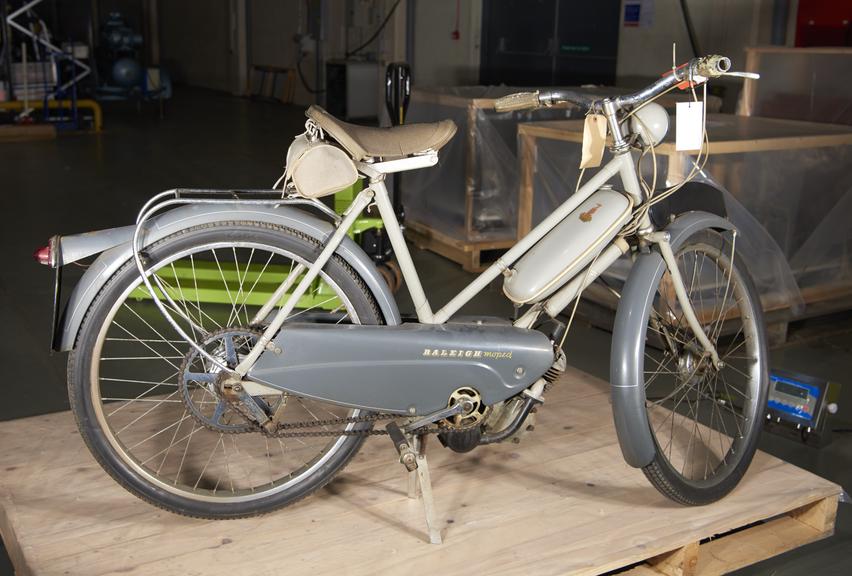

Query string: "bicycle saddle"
[[306, 105, 457, 161]]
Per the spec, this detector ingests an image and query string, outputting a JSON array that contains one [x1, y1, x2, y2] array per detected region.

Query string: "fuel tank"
[[503, 186, 633, 304], [248, 322, 555, 415]]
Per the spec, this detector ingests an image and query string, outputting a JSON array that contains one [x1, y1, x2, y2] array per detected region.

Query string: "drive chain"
[[228, 398, 442, 438]]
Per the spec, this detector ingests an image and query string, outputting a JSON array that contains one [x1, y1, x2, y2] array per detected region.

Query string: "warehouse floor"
[[0, 88, 849, 574]]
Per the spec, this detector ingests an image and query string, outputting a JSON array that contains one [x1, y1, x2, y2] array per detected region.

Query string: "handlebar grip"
[[695, 55, 731, 78], [494, 91, 541, 112]]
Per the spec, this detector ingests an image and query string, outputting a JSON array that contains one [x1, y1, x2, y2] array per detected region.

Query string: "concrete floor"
[[0, 88, 849, 574]]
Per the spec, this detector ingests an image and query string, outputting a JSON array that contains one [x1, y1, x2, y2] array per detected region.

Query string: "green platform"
[[130, 259, 341, 310], [132, 180, 380, 311]]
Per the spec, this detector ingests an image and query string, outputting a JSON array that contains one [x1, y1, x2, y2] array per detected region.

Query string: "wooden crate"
[[516, 115, 852, 333], [737, 46, 852, 125], [402, 88, 720, 270], [517, 114, 852, 234], [405, 218, 515, 272], [0, 367, 842, 575]]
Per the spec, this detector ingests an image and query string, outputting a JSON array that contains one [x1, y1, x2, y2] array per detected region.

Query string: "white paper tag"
[[580, 114, 607, 169], [676, 101, 704, 151]]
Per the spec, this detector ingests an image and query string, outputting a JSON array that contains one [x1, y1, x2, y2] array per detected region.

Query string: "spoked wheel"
[[68, 222, 383, 518], [640, 229, 768, 505]]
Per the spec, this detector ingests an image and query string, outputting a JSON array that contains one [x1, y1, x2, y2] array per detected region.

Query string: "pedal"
[[386, 422, 418, 472]]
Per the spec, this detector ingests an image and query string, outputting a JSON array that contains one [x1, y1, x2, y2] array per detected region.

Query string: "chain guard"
[[180, 330, 450, 439]]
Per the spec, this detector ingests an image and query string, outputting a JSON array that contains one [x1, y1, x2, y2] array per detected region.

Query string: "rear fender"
[[56, 203, 401, 351]]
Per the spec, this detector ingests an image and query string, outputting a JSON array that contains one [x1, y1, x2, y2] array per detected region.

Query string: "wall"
[[159, 0, 237, 93], [247, 0, 309, 103], [412, 0, 482, 87], [407, 0, 780, 95], [154, 0, 480, 106], [616, 0, 775, 84], [246, 0, 381, 108]]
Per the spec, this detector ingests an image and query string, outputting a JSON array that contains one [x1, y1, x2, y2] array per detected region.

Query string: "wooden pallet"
[[0, 367, 841, 575], [404, 218, 514, 272]]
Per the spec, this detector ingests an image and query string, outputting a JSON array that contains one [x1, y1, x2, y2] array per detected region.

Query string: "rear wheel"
[[68, 221, 383, 518], [640, 230, 768, 505]]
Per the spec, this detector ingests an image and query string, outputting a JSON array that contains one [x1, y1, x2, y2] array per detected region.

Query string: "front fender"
[[56, 203, 401, 351], [610, 211, 737, 468]]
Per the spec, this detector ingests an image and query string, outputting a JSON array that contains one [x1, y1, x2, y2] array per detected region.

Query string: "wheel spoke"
[[87, 232, 372, 507], [644, 238, 761, 486]]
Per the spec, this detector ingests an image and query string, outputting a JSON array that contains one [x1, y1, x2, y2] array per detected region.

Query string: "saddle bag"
[[284, 134, 359, 199]]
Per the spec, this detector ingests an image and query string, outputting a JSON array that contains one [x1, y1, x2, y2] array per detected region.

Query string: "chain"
[[226, 397, 443, 438], [269, 413, 444, 438], [270, 412, 395, 438]]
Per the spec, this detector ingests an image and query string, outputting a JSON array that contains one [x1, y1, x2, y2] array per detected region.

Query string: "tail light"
[[34, 236, 59, 267]]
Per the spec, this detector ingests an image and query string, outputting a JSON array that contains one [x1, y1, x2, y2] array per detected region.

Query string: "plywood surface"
[[0, 367, 841, 576]]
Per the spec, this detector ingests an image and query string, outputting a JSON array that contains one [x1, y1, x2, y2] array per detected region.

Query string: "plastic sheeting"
[[401, 86, 722, 245], [738, 48, 852, 125], [401, 87, 592, 243], [527, 133, 852, 316]]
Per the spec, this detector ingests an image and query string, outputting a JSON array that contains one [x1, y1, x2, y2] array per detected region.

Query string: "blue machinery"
[[96, 12, 171, 103], [1, 3, 169, 131]]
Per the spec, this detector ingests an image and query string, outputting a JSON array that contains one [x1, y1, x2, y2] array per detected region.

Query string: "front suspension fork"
[[645, 231, 722, 369]]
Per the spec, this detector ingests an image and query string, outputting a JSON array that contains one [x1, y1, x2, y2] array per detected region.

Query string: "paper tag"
[[675, 101, 704, 151], [580, 114, 607, 169]]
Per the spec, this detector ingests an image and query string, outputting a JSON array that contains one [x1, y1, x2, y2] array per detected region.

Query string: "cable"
[[619, 82, 710, 237], [345, 0, 403, 58], [558, 247, 604, 351], [678, 0, 701, 58]]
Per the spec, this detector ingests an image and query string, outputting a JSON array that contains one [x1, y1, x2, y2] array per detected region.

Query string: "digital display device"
[[765, 369, 839, 447]]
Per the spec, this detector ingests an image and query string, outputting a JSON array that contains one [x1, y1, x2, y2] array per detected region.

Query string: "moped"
[[37, 55, 767, 526]]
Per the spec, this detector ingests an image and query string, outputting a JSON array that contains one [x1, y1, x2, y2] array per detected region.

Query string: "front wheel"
[[68, 221, 384, 518], [639, 229, 768, 505]]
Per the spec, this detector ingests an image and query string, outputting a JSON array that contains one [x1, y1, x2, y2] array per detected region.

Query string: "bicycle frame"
[[233, 145, 717, 377]]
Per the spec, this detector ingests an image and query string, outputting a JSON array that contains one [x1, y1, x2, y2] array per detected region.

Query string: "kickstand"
[[413, 434, 442, 544], [387, 424, 443, 544], [407, 434, 420, 499]]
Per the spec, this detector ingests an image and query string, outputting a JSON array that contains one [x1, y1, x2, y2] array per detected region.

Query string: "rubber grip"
[[494, 91, 541, 112]]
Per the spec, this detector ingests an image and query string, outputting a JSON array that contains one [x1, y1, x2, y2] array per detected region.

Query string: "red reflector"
[[34, 245, 52, 266]]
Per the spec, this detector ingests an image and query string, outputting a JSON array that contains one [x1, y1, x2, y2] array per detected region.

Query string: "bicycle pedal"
[[386, 421, 418, 471]]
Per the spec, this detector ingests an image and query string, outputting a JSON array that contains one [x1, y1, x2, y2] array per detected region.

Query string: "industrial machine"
[[96, 12, 170, 102]]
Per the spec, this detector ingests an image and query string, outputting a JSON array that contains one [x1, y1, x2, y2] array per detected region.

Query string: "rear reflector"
[[34, 245, 51, 265], [34, 237, 57, 267]]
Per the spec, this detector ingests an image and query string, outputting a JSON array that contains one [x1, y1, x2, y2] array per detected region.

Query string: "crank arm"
[[219, 375, 275, 431], [237, 378, 285, 397], [645, 231, 721, 368], [402, 403, 465, 434]]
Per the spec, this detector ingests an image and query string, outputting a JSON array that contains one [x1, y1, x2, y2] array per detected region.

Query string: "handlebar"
[[490, 91, 541, 112], [493, 54, 736, 113]]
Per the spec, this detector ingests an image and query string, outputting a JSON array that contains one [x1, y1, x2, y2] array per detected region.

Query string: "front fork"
[[644, 230, 722, 369]]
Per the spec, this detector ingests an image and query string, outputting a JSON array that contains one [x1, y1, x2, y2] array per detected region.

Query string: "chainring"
[[179, 327, 277, 434]]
